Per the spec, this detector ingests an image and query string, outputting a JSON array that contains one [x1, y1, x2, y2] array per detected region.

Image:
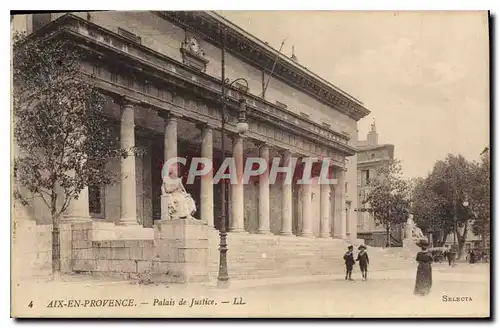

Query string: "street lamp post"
[[463, 200, 487, 260], [218, 26, 249, 286]]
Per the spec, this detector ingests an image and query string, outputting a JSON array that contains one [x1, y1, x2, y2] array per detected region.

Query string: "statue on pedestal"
[[161, 168, 197, 220], [405, 215, 426, 240]]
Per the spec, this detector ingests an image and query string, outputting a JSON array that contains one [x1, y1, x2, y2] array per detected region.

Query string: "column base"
[[333, 235, 347, 239], [319, 233, 331, 238], [117, 219, 139, 226], [230, 228, 247, 233], [300, 232, 314, 238], [256, 229, 271, 235], [280, 230, 294, 236], [62, 216, 92, 223]]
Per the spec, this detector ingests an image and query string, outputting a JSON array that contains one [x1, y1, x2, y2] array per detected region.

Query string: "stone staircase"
[[207, 231, 416, 281]]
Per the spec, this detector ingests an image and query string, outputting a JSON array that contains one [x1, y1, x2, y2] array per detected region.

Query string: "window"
[[361, 170, 370, 185], [127, 76, 135, 88], [89, 185, 104, 218], [110, 71, 118, 83], [143, 80, 152, 94], [32, 13, 52, 32], [92, 64, 101, 77]]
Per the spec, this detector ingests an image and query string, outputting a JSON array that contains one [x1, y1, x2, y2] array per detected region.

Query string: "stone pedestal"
[[160, 194, 170, 221], [153, 219, 209, 283], [115, 226, 154, 240], [403, 238, 420, 252]]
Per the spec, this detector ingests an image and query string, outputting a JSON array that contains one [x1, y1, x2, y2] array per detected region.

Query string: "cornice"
[[27, 14, 357, 159], [155, 11, 371, 121]]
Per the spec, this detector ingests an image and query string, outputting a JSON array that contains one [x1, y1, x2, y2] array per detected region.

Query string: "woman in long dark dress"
[[414, 240, 433, 296]]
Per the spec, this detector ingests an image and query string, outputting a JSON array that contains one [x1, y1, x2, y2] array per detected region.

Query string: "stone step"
[[207, 233, 412, 280]]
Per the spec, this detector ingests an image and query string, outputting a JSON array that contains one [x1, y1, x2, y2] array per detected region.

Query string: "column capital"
[[196, 122, 217, 131], [115, 95, 141, 107], [253, 140, 269, 149], [157, 110, 182, 121], [229, 132, 245, 142], [279, 148, 292, 157]]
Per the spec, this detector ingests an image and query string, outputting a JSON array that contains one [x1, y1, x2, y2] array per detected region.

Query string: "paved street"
[[12, 262, 489, 318]]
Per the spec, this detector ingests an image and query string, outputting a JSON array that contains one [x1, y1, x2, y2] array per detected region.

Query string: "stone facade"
[[12, 11, 371, 281]]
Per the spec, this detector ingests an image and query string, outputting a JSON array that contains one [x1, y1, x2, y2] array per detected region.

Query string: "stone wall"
[[90, 240, 154, 279], [12, 221, 72, 279]]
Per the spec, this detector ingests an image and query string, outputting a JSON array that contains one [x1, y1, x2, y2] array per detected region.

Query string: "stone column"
[[333, 168, 346, 238], [63, 172, 91, 222], [164, 113, 178, 173], [119, 99, 138, 226], [301, 179, 313, 237], [346, 200, 352, 238], [280, 150, 293, 235], [159, 111, 180, 221], [230, 134, 245, 232], [319, 177, 331, 238], [199, 123, 214, 229], [257, 143, 270, 234]]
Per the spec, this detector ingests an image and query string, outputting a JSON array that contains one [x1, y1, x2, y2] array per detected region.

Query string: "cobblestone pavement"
[[12, 263, 490, 318]]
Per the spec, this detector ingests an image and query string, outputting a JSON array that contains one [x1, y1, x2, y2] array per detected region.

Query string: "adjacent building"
[[355, 121, 403, 247]]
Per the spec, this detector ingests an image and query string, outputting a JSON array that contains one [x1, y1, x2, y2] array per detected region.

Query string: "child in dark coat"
[[356, 245, 369, 280], [343, 246, 355, 280]]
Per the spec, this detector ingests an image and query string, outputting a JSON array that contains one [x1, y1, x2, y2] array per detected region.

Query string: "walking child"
[[356, 245, 369, 280], [343, 245, 355, 280]]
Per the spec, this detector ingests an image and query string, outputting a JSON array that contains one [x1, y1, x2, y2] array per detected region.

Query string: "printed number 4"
[[28, 301, 33, 308]]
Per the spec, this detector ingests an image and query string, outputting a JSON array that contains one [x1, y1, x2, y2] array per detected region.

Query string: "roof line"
[[206, 11, 364, 106]]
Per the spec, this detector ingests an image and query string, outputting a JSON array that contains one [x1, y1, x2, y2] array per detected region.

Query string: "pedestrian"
[[444, 245, 453, 266], [414, 239, 433, 296], [343, 245, 355, 280], [356, 245, 369, 280], [468, 250, 475, 264]]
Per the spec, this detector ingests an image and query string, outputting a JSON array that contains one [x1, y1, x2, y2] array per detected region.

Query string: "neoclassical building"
[[13, 12, 370, 246]]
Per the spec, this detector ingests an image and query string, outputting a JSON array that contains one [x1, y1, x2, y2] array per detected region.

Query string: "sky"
[[217, 11, 490, 178]]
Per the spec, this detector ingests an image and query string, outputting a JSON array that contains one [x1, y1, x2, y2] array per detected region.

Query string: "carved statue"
[[405, 215, 425, 240], [161, 170, 197, 220]]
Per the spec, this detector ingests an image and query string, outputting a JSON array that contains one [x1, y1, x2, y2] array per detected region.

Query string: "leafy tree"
[[468, 149, 490, 247], [12, 31, 131, 277], [411, 177, 452, 247], [411, 154, 476, 258], [362, 159, 411, 247]]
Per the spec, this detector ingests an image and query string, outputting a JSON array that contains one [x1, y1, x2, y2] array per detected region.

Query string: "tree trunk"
[[386, 225, 391, 248], [438, 231, 449, 247], [51, 193, 61, 275]]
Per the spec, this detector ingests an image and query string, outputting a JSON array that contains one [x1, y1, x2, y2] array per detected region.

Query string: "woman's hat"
[[416, 239, 430, 247], [348, 245, 354, 250], [358, 245, 367, 250]]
